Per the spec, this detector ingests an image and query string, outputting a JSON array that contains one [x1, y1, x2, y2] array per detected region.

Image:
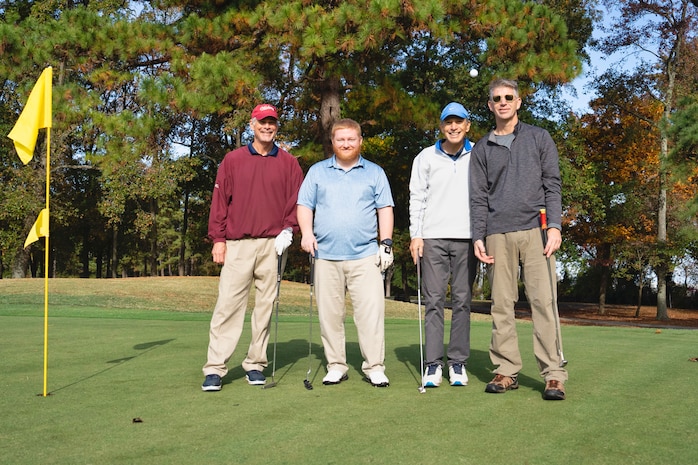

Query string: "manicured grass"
[[1, 278, 697, 464]]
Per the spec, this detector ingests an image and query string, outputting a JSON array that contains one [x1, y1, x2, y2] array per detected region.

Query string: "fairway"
[[1, 279, 697, 464]]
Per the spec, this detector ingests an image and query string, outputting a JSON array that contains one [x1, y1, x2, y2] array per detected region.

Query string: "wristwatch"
[[380, 238, 393, 253]]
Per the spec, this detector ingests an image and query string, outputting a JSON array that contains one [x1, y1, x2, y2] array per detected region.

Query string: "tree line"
[[1, 1, 697, 318]]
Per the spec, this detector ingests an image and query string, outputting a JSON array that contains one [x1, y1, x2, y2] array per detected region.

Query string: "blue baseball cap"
[[440, 102, 469, 121]]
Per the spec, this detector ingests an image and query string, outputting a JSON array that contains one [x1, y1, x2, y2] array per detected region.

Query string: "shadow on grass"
[[217, 337, 546, 392], [393, 344, 542, 392], [48, 339, 175, 395], [220, 339, 387, 387], [221, 339, 326, 388]]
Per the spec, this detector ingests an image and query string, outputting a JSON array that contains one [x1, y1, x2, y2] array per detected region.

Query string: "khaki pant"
[[487, 228, 568, 382], [203, 238, 280, 377], [315, 255, 386, 377]]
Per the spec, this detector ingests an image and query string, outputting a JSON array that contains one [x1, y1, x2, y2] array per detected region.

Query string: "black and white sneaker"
[[322, 370, 348, 385], [245, 370, 266, 385], [366, 371, 390, 387], [202, 374, 222, 392]]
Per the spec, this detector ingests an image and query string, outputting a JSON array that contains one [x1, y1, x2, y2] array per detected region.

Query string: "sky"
[[563, 7, 621, 114], [562, 3, 669, 114]]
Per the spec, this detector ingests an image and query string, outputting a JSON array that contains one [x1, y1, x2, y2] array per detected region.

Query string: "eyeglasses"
[[491, 94, 516, 103]]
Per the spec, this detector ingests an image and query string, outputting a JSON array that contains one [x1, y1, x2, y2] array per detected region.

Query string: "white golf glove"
[[376, 239, 394, 272], [274, 228, 293, 256]]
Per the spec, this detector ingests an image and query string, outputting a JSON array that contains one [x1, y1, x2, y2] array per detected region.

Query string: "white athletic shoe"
[[423, 364, 443, 387], [322, 370, 348, 385], [449, 363, 468, 386], [367, 371, 390, 387]]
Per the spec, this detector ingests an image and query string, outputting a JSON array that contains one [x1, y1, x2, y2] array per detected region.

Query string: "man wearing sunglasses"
[[469, 78, 568, 400]]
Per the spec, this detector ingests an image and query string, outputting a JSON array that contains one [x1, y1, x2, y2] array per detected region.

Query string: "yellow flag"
[[24, 209, 49, 249], [7, 67, 53, 165]]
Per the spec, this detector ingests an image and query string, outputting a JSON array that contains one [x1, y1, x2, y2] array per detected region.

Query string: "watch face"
[[381, 239, 393, 247]]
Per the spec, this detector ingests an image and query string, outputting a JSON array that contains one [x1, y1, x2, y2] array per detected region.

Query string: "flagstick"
[[42, 127, 50, 397], [8, 66, 53, 396]]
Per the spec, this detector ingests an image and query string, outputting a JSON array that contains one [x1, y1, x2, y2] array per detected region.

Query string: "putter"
[[540, 209, 568, 368], [303, 253, 316, 390], [262, 253, 283, 389], [416, 258, 426, 394]]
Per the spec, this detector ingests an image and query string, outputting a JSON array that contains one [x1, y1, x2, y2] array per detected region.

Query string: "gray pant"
[[422, 238, 476, 367]]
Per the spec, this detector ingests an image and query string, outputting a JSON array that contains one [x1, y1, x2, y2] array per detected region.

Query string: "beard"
[[333, 145, 361, 164]]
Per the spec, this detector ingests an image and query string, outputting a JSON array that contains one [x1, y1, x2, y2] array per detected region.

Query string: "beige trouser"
[[203, 238, 280, 377], [315, 255, 386, 377], [487, 228, 568, 382]]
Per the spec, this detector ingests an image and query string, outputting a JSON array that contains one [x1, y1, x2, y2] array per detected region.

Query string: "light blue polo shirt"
[[297, 155, 394, 260]]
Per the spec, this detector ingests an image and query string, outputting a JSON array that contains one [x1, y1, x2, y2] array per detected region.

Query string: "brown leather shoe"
[[543, 379, 566, 400], [485, 374, 519, 393]]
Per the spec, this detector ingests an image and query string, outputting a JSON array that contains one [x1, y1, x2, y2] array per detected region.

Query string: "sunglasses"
[[491, 94, 516, 103]]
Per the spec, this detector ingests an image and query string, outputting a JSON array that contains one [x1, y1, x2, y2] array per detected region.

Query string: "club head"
[[303, 379, 313, 390], [560, 359, 568, 368], [262, 382, 277, 390], [418, 386, 426, 394]]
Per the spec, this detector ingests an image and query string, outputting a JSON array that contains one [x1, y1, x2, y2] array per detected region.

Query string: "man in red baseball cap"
[[202, 103, 304, 392]]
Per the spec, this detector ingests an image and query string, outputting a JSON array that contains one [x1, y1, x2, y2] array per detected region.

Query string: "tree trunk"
[[598, 264, 609, 315], [597, 243, 611, 315], [111, 226, 119, 278], [12, 246, 31, 278], [96, 250, 103, 278], [318, 69, 341, 157], [656, 180, 669, 320], [656, 264, 668, 319], [655, 26, 680, 321], [80, 225, 90, 277], [150, 198, 159, 277], [401, 261, 409, 301], [635, 277, 644, 318], [179, 189, 189, 276]]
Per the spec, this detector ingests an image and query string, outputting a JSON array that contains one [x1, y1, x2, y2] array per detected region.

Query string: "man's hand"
[[544, 227, 562, 257], [212, 242, 226, 265], [300, 234, 318, 255], [474, 239, 494, 264], [274, 228, 293, 256], [376, 240, 394, 272], [409, 238, 423, 264]]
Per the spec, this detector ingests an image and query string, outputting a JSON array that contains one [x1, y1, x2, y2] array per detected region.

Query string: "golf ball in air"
[[469, 68, 479, 77]]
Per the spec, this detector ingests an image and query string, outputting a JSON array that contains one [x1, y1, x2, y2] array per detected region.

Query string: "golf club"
[[304, 253, 315, 390], [539, 209, 568, 368], [416, 258, 426, 394], [262, 253, 283, 389]]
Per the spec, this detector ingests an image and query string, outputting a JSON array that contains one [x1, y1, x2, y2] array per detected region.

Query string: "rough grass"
[[0, 277, 493, 321]]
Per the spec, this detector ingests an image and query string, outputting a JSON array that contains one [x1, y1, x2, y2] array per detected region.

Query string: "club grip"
[[539, 208, 547, 230], [309, 253, 315, 282]]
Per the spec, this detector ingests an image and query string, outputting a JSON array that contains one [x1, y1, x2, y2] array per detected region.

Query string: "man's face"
[[440, 117, 471, 145], [252, 117, 278, 144], [332, 127, 362, 164], [487, 86, 522, 120]]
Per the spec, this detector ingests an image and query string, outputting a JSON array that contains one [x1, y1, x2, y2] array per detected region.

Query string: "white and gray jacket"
[[409, 139, 473, 240]]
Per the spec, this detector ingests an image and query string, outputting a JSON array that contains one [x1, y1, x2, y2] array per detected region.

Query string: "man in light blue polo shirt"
[[297, 118, 395, 387]]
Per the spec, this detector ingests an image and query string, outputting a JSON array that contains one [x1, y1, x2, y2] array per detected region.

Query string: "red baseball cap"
[[251, 104, 278, 120]]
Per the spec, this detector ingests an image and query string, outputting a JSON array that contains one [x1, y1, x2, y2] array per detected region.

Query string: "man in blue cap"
[[409, 102, 476, 388]]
